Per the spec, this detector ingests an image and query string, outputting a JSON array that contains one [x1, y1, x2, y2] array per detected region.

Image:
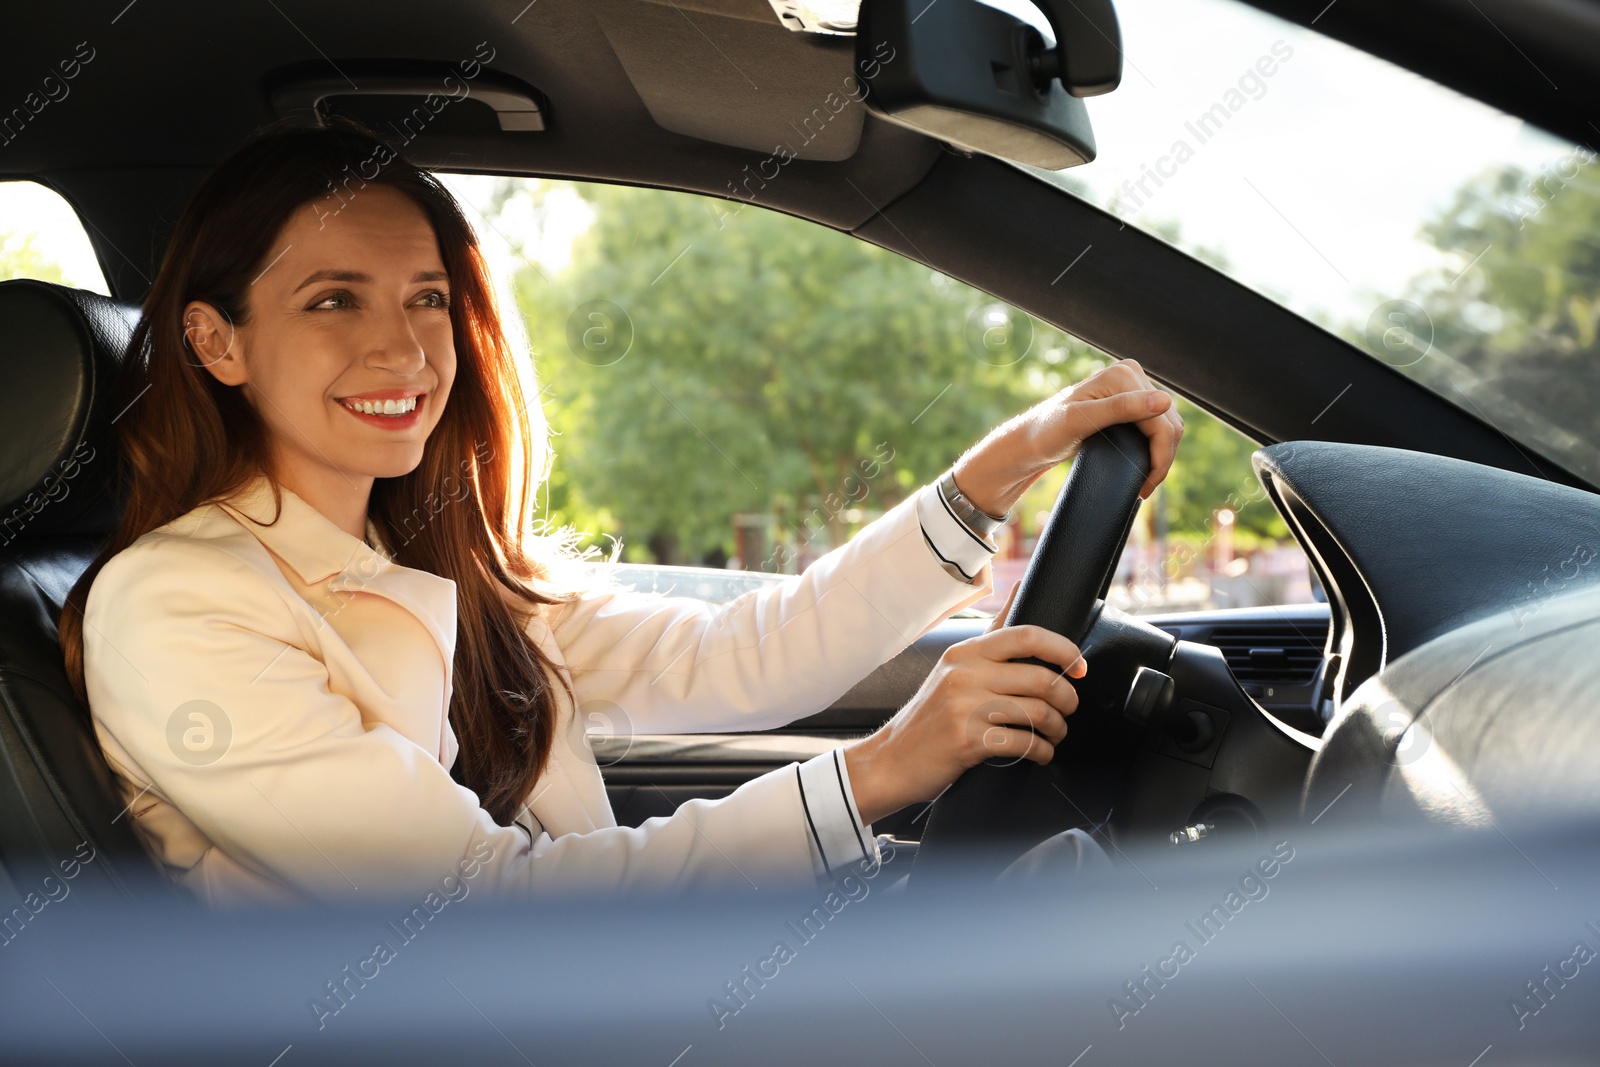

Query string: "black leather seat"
[[0, 279, 181, 902]]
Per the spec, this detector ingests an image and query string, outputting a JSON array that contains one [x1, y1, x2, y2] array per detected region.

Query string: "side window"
[[0, 181, 109, 294], [440, 173, 1316, 615]]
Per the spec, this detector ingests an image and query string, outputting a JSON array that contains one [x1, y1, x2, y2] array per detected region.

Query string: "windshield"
[[1004, 0, 1600, 485], [438, 169, 1322, 619]]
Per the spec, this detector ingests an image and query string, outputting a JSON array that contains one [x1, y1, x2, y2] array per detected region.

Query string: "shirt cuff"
[[795, 748, 880, 884], [915, 479, 999, 584]]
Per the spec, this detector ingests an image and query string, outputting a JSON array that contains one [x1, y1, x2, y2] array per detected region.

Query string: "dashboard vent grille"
[[1206, 623, 1326, 684]]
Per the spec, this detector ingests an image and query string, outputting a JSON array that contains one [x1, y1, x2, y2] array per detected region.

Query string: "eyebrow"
[[291, 269, 450, 293]]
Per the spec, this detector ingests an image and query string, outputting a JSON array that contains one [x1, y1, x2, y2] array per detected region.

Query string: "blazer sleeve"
[[83, 538, 866, 902], [543, 482, 997, 738]]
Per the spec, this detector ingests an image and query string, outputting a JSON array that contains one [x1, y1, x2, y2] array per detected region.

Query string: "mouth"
[[335, 390, 427, 428]]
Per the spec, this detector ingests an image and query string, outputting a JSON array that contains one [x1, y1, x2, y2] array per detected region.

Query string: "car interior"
[[3, 0, 1600, 915]]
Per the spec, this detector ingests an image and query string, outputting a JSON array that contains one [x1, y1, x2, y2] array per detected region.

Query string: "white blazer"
[[84, 471, 995, 908]]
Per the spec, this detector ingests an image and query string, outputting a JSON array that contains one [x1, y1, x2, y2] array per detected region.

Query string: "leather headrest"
[[0, 279, 139, 542]]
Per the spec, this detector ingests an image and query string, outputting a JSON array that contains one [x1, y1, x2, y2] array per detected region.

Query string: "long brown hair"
[[60, 118, 597, 825]]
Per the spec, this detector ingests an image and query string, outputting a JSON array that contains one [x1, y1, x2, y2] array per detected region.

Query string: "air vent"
[[1205, 623, 1326, 685]]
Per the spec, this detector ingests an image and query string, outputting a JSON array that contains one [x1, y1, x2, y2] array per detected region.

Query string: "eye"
[[415, 289, 451, 310], [309, 290, 353, 311]]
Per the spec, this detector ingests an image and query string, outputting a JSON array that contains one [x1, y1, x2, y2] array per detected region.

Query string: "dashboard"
[[1144, 601, 1330, 738], [597, 437, 1600, 853], [1255, 440, 1600, 831]]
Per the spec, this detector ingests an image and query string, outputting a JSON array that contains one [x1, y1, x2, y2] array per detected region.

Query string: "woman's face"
[[186, 183, 457, 500]]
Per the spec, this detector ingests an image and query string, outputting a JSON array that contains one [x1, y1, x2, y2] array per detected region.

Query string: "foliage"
[[497, 180, 1283, 563], [1348, 155, 1600, 479], [511, 182, 1108, 563]]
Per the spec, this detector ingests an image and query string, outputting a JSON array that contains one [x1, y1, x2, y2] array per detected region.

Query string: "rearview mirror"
[[854, 0, 1122, 169]]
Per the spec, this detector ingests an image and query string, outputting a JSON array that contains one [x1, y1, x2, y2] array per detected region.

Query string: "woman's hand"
[[951, 358, 1184, 517], [842, 581, 1086, 825]]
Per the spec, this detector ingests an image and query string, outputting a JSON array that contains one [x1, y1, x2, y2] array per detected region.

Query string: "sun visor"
[[593, 0, 867, 161]]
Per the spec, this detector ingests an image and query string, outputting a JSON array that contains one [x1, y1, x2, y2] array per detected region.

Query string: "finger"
[[1107, 357, 1149, 391], [985, 580, 1021, 633], [977, 623, 1086, 678], [982, 660, 1082, 717], [1167, 407, 1185, 466], [1136, 401, 1180, 500], [1154, 404, 1185, 495], [1067, 389, 1171, 446], [1058, 383, 1176, 500], [982, 695, 1069, 744], [979, 722, 1058, 767]]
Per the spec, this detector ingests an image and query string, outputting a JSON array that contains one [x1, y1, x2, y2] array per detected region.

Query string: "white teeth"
[[342, 396, 418, 416]]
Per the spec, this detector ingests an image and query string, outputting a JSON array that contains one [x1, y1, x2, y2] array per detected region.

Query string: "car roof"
[[2, 1, 939, 294], [5, 0, 1597, 290]]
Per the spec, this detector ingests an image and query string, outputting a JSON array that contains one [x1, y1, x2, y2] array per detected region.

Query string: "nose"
[[367, 299, 428, 375]]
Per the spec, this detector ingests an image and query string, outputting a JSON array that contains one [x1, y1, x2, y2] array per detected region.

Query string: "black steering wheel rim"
[[907, 422, 1152, 884]]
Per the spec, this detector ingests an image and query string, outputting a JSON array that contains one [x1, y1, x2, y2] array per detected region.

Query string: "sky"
[[3, 0, 1576, 338], [981, 0, 1575, 328]]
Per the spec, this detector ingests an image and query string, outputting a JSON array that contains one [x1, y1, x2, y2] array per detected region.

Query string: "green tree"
[[512, 182, 1102, 564], [1355, 157, 1600, 480], [492, 181, 1292, 563]]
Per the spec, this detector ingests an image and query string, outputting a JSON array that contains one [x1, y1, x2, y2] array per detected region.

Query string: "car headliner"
[[1, 0, 1595, 489]]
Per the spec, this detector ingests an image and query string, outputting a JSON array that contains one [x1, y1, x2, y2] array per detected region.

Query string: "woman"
[[61, 120, 1181, 907]]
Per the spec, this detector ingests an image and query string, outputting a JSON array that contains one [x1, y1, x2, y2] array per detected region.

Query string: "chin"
[[372, 458, 428, 481], [350, 449, 429, 482]]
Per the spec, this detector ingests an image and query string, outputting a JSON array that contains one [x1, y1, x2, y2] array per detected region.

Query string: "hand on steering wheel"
[[901, 365, 1178, 886], [951, 357, 1184, 514], [841, 580, 1087, 826], [843, 361, 1180, 831]]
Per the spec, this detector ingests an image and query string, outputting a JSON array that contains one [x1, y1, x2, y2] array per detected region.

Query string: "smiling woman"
[[57, 118, 1178, 907], [59, 117, 593, 852], [180, 186, 457, 539]]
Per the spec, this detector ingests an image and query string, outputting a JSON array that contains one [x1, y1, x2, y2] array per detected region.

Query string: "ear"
[[182, 301, 245, 386]]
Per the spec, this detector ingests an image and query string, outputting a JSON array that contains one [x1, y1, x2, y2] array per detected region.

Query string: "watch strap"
[[938, 470, 1009, 538]]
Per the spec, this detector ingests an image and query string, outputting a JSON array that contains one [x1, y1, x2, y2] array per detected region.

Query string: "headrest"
[[0, 279, 139, 543]]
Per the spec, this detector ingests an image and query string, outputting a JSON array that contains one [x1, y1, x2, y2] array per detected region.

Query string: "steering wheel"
[[907, 422, 1152, 885]]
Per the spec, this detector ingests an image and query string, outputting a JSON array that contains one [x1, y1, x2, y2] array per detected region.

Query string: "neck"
[[274, 465, 374, 543]]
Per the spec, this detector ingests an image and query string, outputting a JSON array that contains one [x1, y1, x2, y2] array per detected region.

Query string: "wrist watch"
[[938, 469, 1009, 539]]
